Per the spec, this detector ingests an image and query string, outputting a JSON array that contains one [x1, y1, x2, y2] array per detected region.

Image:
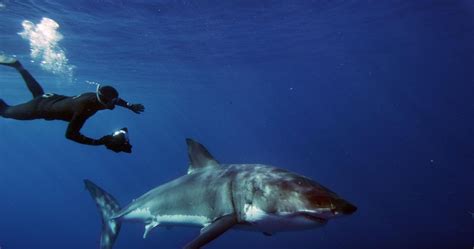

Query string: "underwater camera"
[[106, 127, 132, 153]]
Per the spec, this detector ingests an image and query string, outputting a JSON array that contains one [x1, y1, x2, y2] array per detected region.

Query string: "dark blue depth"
[[0, 1, 473, 248]]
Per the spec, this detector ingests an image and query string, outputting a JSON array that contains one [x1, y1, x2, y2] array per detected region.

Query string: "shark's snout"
[[337, 201, 357, 215], [305, 190, 356, 215], [327, 198, 357, 216]]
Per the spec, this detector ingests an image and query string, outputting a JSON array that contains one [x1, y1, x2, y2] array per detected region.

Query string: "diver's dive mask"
[[96, 85, 119, 109]]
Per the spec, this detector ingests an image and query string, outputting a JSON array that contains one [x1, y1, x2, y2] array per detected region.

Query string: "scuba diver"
[[0, 55, 144, 153]]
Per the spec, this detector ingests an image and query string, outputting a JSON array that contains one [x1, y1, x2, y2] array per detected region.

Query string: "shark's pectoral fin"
[[199, 223, 211, 235], [143, 219, 159, 239], [184, 214, 237, 249]]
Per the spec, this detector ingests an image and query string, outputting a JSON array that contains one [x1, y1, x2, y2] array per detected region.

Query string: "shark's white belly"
[[236, 204, 325, 234], [155, 214, 211, 226], [123, 207, 211, 227]]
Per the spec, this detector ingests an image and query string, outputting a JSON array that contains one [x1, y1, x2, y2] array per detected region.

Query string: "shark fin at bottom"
[[184, 214, 237, 249]]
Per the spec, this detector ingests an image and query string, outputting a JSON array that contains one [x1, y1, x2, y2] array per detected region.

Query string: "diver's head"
[[97, 85, 118, 109]]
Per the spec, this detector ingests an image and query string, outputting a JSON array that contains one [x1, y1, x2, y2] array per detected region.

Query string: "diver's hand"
[[99, 135, 114, 145], [103, 138, 122, 153], [129, 103, 144, 114], [100, 135, 122, 153], [101, 133, 132, 153], [105, 143, 123, 153]]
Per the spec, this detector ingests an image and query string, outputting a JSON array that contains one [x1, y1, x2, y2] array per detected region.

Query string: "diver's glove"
[[101, 128, 132, 153], [128, 103, 145, 114], [99, 135, 114, 145]]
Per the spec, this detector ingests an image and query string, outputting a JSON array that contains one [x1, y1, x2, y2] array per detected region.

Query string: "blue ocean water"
[[0, 0, 473, 248]]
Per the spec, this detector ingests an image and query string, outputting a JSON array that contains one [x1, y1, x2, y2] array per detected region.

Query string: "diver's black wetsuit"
[[0, 61, 142, 147], [3, 92, 109, 145]]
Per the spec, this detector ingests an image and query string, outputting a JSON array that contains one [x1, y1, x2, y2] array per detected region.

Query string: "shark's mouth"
[[297, 212, 328, 224]]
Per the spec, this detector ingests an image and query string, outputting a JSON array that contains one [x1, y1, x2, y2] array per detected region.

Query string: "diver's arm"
[[65, 113, 108, 145], [117, 98, 144, 114]]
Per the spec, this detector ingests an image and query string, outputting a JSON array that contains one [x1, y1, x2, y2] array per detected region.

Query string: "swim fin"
[[0, 54, 18, 66]]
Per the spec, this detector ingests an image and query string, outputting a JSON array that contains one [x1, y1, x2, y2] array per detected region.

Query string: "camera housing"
[[107, 127, 132, 153]]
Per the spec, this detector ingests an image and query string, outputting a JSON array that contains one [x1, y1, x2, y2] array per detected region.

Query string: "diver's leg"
[[0, 99, 8, 117], [0, 56, 45, 98], [0, 99, 39, 120], [15, 63, 45, 98]]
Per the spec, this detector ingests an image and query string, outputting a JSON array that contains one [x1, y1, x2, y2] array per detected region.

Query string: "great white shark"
[[85, 139, 357, 249]]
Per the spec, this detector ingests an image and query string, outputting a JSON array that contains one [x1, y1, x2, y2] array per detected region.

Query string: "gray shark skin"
[[85, 138, 357, 249]]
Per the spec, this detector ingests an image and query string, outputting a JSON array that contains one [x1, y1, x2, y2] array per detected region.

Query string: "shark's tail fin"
[[84, 179, 122, 249]]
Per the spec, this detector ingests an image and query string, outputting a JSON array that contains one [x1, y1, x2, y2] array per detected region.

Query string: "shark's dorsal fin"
[[186, 138, 220, 174]]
